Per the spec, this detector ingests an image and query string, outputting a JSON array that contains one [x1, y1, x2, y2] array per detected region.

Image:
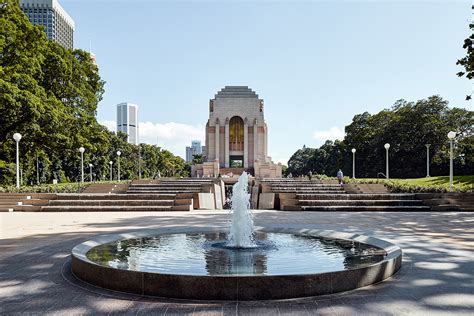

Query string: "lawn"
[[392, 176, 473, 190]]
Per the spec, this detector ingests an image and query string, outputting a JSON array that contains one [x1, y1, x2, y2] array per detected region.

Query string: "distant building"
[[185, 147, 192, 163], [20, 0, 75, 49], [117, 103, 139, 145], [185, 140, 202, 162]]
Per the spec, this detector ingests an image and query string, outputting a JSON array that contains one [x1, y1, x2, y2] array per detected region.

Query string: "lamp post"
[[384, 143, 390, 179], [89, 163, 93, 182], [109, 161, 113, 181], [116, 151, 121, 181], [425, 144, 431, 177], [448, 131, 456, 188], [13, 133, 22, 188], [351, 148, 356, 179], [79, 147, 85, 183]]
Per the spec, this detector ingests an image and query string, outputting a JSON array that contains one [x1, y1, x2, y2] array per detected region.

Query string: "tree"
[[456, 17, 474, 100], [288, 96, 473, 179], [0, 0, 189, 185]]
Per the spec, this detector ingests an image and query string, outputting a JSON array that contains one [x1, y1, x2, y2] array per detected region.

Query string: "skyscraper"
[[117, 103, 139, 145], [20, 0, 75, 49], [185, 140, 202, 162]]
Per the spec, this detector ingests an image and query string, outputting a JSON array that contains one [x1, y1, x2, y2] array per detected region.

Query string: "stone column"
[[264, 123, 268, 159], [225, 118, 229, 168], [253, 119, 258, 166], [244, 118, 248, 168], [215, 119, 220, 165]]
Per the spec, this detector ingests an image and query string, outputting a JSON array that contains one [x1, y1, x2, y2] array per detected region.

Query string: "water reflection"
[[86, 232, 387, 276]]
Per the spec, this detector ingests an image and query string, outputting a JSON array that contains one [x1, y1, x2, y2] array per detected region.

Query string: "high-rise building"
[[185, 140, 202, 162], [191, 140, 202, 155], [20, 0, 75, 49], [185, 146, 193, 163], [117, 103, 139, 145]]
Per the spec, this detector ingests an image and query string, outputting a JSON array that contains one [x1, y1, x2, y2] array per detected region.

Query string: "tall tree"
[[456, 17, 474, 100]]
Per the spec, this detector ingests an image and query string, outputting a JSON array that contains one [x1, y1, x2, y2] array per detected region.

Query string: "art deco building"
[[117, 103, 139, 145], [20, 0, 75, 49], [197, 86, 281, 178]]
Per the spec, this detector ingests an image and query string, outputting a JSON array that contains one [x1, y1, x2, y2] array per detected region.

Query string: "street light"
[[89, 163, 93, 182], [116, 151, 121, 181], [384, 143, 390, 179], [351, 148, 356, 179], [13, 133, 22, 188], [109, 161, 113, 181], [448, 131, 456, 188], [79, 147, 85, 183], [425, 144, 431, 177]]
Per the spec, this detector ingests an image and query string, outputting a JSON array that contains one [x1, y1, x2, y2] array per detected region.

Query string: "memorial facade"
[[195, 86, 282, 178]]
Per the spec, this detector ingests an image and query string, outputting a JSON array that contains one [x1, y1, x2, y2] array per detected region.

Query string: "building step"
[[298, 200, 425, 206], [40, 205, 177, 212], [1, 205, 42, 212], [126, 190, 201, 194], [49, 200, 175, 206], [295, 194, 417, 200], [56, 194, 176, 200], [298, 205, 431, 211]]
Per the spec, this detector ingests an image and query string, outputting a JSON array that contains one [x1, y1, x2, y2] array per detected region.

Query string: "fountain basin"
[[71, 227, 402, 300]]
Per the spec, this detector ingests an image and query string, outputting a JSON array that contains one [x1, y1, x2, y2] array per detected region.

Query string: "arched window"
[[229, 116, 244, 151]]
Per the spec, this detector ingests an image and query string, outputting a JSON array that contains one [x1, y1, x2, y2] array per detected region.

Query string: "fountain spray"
[[228, 172, 255, 248]]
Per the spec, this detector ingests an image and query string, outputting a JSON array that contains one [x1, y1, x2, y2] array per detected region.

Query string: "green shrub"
[[0, 183, 90, 193], [385, 181, 470, 193]]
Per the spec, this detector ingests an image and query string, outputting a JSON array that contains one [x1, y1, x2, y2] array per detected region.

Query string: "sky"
[[61, 0, 472, 163]]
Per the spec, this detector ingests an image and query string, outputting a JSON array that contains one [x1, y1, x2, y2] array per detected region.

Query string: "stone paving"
[[0, 210, 473, 315]]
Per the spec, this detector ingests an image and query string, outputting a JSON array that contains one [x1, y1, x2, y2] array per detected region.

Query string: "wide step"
[[49, 200, 175, 206], [41, 205, 176, 212]]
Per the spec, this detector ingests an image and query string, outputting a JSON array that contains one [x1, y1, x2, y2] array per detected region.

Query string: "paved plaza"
[[0, 210, 473, 315]]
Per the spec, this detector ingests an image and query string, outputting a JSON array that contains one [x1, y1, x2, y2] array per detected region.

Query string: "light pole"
[[79, 147, 85, 183], [384, 143, 390, 179], [448, 131, 456, 188], [109, 161, 113, 181], [13, 133, 22, 188], [351, 148, 356, 179], [425, 144, 431, 177], [117, 151, 121, 181], [89, 163, 93, 182]]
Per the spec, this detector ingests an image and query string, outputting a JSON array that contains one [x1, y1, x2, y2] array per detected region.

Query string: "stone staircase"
[[260, 179, 430, 211], [82, 183, 130, 194], [416, 193, 474, 212], [0, 193, 52, 212], [41, 193, 193, 212], [1, 179, 225, 212]]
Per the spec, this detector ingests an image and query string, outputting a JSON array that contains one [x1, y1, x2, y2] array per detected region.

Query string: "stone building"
[[194, 86, 282, 179]]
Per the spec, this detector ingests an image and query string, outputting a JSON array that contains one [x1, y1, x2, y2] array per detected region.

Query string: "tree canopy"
[[456, 19, 474, 100], [0, 0, 188, 185], [287, 96, 473, 178]]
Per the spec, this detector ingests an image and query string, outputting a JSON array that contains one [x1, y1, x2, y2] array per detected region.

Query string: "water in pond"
[[86, 231, 387, 276]]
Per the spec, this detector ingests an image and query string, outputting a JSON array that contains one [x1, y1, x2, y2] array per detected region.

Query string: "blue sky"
[[61, 0, 472, 163]]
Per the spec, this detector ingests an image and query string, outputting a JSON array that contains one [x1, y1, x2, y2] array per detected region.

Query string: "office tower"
[[117, 103, 139, 145], [20, 0, 75, 49], [185, 141, 202, 162]]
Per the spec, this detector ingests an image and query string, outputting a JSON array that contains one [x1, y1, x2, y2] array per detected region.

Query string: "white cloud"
[[101, 120, 116, 132], [100, 121, 205, 159], [312, 126, 345, 145]]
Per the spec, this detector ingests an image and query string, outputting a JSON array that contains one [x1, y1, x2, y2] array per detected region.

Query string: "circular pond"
[[71, 228, 402, 300]]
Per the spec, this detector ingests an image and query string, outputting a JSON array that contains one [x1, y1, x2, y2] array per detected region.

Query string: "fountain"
[[228, 172, 255, 248], [71, 173, 402, 300]]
